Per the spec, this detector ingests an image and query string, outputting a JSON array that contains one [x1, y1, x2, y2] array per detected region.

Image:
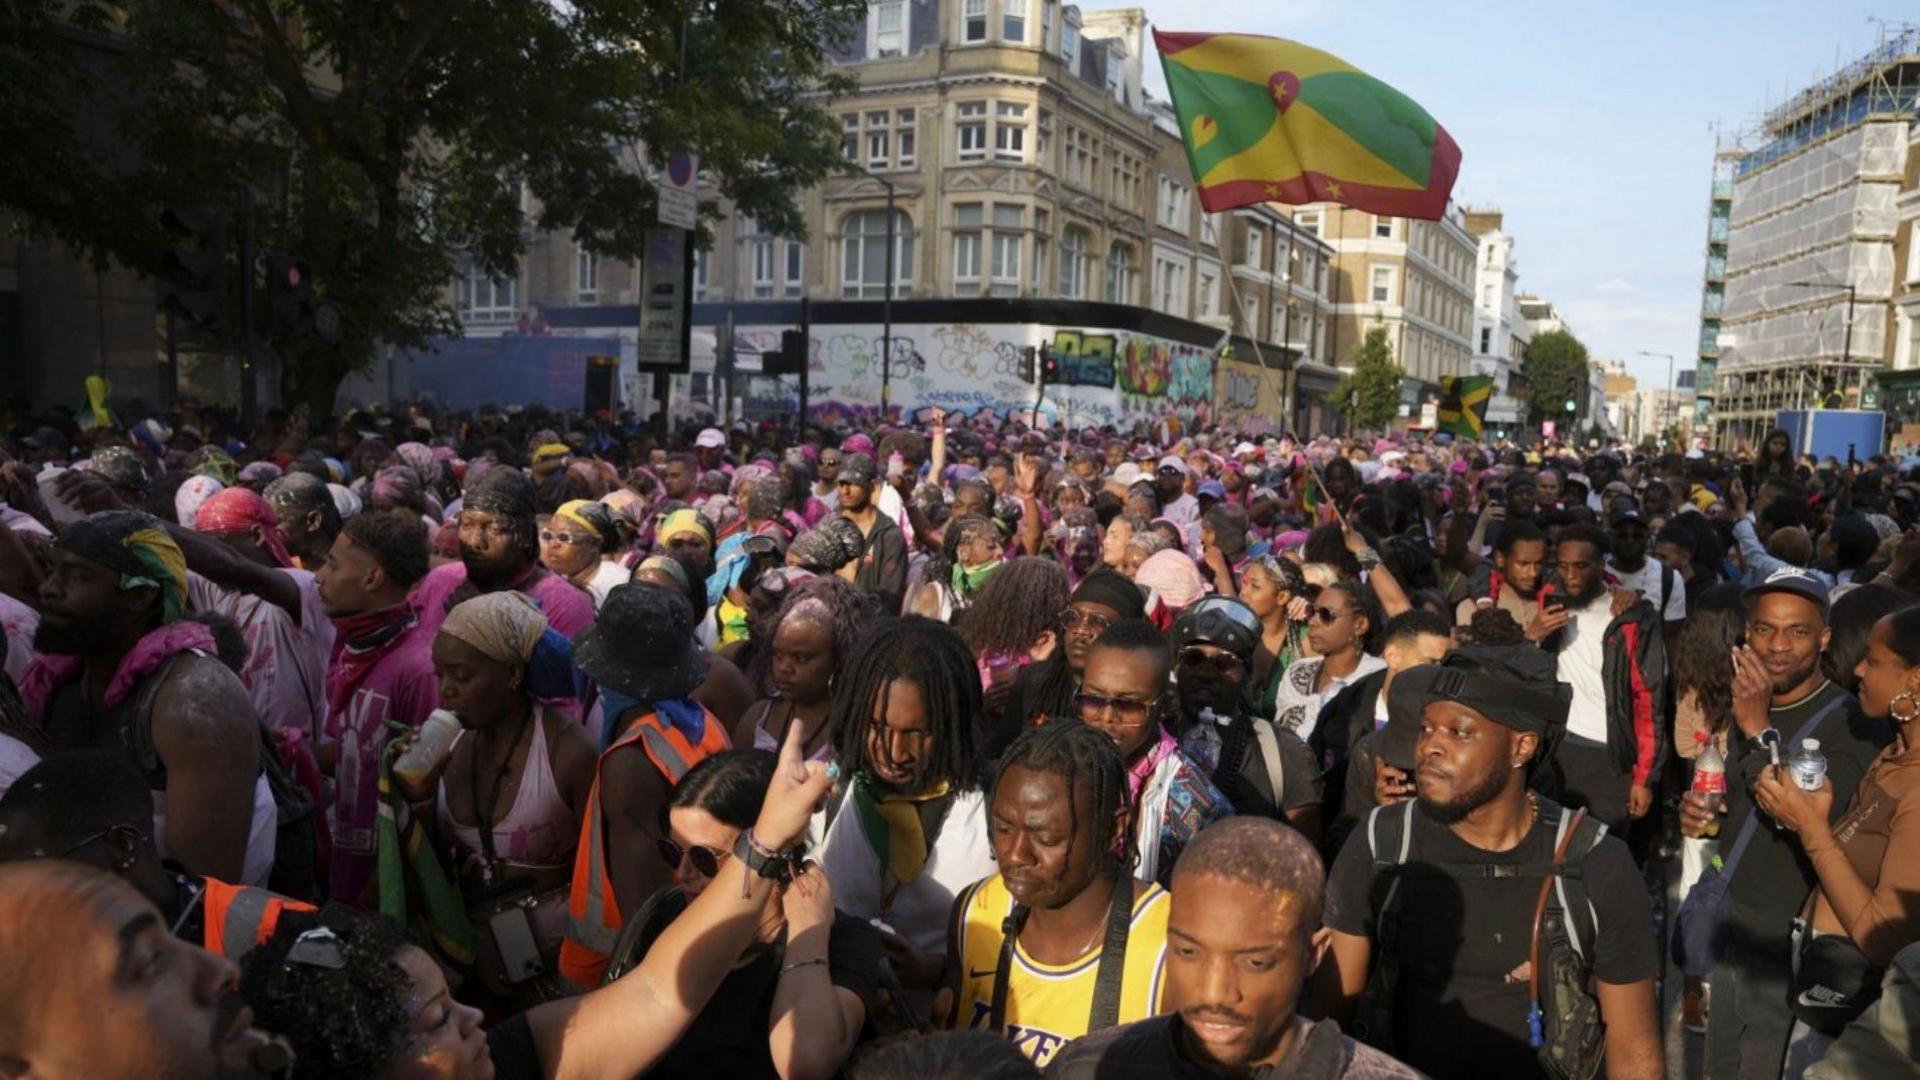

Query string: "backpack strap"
[[1367, 799, 1417, 922], [1528, 808, 1589, 1047], [1085, 869, 1138, 1032], [1551, 813, 1610, 964], [986, 900, 1030, 1035], [1251, 718, 1286, 811]]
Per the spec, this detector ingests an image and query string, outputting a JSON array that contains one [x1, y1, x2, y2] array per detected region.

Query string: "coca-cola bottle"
[[1690, 731, 1726, 839]]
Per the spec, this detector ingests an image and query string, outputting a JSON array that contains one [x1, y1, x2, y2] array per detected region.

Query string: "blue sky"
[[1132, 0, 1899, 389]]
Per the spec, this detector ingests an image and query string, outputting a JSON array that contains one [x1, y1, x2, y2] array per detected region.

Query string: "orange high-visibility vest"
[[201, 878, 316, 962], [559, 708, 728, 988]]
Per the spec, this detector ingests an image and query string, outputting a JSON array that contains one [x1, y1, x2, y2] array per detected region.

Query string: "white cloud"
[[1594, 277, 1636, 294]]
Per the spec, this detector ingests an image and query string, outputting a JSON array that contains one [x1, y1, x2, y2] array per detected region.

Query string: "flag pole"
[[1223, 268, 1292, 432]]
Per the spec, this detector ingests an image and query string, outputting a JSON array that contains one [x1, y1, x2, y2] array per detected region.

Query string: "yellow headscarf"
[[658, 508, 712, 547]]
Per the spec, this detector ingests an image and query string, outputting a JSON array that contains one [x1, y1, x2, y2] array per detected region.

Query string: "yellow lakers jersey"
[[954, 873, 1170, 1066]]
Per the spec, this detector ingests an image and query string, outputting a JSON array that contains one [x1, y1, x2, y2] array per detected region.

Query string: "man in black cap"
[[1604, 505, 1685, 640], [86, 446, 155, 512], [1681, 568, 1888, 1080], [836, 452, 908, 613], [1317, 648, 1663, 1080], [20, 426, 70, 468], [411, 465, 595, 641], [560, 582, 729, 988], [1166, 597, 1321, 843]]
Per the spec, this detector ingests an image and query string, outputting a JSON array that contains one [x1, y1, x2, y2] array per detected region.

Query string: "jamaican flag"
[[1437, 375, 1494, 439], [1154, 31, 1461, 220]]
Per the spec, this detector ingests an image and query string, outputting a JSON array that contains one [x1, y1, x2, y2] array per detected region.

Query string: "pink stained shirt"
[[409, 561, 596, 642], [187, 569, 335, 738], [321, 619, 439, 907]]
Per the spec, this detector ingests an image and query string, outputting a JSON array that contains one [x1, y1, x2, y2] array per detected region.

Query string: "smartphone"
[[1543, 590, 1566, 614], [489, 905, 547, 983]]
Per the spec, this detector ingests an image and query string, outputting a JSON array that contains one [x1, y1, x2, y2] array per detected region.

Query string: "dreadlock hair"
[[829, 616, 983, 791], [961, 556, 1071, 661], [996, 719, 1131, 874]]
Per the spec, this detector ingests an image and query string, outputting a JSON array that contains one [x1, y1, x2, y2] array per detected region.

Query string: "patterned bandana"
[[55, 511, 190, 623]]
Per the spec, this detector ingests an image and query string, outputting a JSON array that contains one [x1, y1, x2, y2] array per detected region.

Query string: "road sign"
[[657, 151, 699, 230], [635, 227, 691, 373]]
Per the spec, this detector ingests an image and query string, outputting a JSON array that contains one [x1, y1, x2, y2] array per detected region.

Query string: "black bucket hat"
[[1380, 645, 1570, 770], [573, 582, 709, 701]]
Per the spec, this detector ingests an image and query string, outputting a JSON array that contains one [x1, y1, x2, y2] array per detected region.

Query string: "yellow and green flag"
[[1154, 31, 1461, 220], [1436, 375, 1494, 439]]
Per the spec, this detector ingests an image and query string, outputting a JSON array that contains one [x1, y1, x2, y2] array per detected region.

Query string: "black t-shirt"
[[487, 889, 881, 1080], [1722, 681, 1890, 965], [1209, 710, 1321, 820], [1044, 1014, 1424, 1079], [1324, 798, 1656, 1079]]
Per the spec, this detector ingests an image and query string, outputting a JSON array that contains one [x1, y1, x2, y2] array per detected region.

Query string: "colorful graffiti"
[[1042, 330, 1118, 388]]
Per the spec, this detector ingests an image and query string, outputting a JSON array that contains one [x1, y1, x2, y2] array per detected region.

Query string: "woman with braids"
[[942, 721, 1172, 1067], [910, 515, 1004, 624], [815, 616, 998, 1006], [1237, 554, 1313, 722], [733, 576, 876, 769]]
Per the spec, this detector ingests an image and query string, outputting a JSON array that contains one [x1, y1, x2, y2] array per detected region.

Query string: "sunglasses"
[[1178, 646, 1245, 676], [1075, 691, 1155, 724], [539, 530, 588, 545], [1311, 605, 1347, 625], [658, 837, 731, 878], [1059, 608, 1114, 635]]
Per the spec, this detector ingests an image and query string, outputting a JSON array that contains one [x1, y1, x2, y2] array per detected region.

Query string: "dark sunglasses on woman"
[[658, 837, 731, 878]]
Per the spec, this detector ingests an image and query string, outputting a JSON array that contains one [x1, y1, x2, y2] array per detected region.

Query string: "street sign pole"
[[798, 296, 811, 433]]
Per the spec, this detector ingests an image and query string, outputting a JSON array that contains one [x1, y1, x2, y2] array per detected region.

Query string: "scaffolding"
[[1712, 27, 1920, 447]]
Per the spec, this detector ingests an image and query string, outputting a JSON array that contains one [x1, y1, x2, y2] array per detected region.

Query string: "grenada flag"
[[1154, 31, 1461, 221]]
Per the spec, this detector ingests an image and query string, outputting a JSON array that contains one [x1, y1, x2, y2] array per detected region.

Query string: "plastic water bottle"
[[392, 710, 462, 788], [1789, 739, 1829, 792], [1690, 733, 1727, 838]]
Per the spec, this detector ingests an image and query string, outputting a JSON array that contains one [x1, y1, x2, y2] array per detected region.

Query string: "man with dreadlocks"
[[20, 510, 272, 885], [943, 721, 1172, 1067], [412, 465, 595, 643], [816, 616, 998, 1006]]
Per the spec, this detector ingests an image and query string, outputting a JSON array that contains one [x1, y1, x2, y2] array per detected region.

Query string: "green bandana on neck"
[[952, 559, 1001, 597]]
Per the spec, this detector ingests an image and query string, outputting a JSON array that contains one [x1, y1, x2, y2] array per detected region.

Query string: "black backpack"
[[1355, 799, 1610, 1080]]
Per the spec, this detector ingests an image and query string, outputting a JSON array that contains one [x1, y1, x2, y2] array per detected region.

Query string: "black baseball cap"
[[1745, 566, 1830, 617], [1381, 646, 1570, 770]]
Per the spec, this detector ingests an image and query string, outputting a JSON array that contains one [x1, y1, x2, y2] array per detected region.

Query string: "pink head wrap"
[[1133, 549, 1207, 612], [193, 486, 295, 567]]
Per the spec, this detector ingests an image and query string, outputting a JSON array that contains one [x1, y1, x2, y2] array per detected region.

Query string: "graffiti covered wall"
[[1213, 356, 1288, 435], [722, 321, 1220, 428]]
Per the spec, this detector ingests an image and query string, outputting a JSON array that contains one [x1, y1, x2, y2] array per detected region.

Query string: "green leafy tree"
[[1519, 329, 1591, 427], [1333, 326, 1403, 433], [1, 0, 860, 412]]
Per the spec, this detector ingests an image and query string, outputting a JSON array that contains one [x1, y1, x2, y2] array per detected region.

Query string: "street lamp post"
[[1638, 350, 1675, 448]]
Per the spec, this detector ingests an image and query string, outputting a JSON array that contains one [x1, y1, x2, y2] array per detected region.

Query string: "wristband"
[[781, 956, 829, 975], [734, 829, 801, 884]]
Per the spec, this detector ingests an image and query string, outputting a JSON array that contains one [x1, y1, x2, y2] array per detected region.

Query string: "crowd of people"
[[1, 400, 1917, 1079]]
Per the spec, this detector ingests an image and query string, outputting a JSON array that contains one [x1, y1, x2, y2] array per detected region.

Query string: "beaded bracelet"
[[780, 956, 829, 975]]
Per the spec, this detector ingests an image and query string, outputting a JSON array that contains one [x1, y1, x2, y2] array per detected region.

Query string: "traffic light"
[[1041, 349, 1061, 384], [762, 330, 806, 375], [265, 254, 309, 333], [159, 208, 228, 329], [1563, 376, 1579, 415], [1018, 345, 1037, 384]]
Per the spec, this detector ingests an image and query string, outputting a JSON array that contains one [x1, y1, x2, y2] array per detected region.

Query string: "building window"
[[460, 261, 519, 320], [1041, 0, 1053, 49], [963, 0, 986, 42], [1197, 271, 1218, 318], [1155, 257, 1187, 318], [783, 241, 803, 298], [988, 204, 1024, 297], [1480, 327, 1492, 354], [1061, 20, 1078, 67], [1036, 109, 1052, 166], [869, 0, 905, 57], [750, 233, 774, 298], [1105, 242, 1133, 304], [897, 109, 916, 167], [952, 203, 983, 291], [1374, 216, 1394, 239], [841, 113, 859, 161], [1907, 225, 1920, 283], [1200, 213, 1217, 246], [957, 101, 988, 161], [1003, 0, 1026, 42], [1369, 264, 1394, 304], [1065, 127, 1093, 187], [692, 247, 709, 301], [1296, 211, 1320, 237], [995, 102, 1027, 162], [1158, 176, 1189, 231], [1244, 224, 1263, 270], [841, 209, 914, 298], [1032, 208, 1049, 291], [1059, 226, 1089, 299], [866, 112, 890, 169], [575, 248, 598, 304], [1481, 283, 1493, 307]]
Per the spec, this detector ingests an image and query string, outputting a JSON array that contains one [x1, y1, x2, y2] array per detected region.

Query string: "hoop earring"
[[1892, 691, 1920, 724]]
